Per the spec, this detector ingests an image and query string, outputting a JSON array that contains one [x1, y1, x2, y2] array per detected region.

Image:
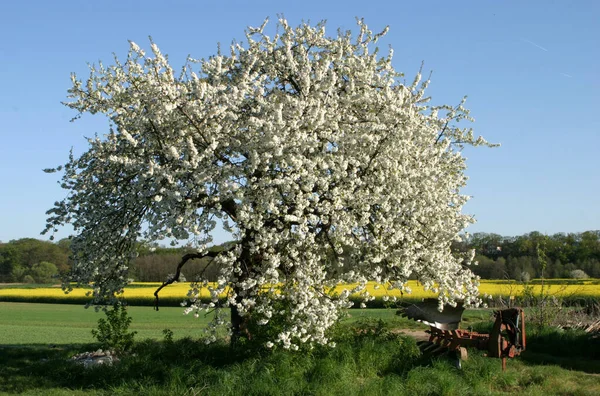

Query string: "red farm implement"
[[398, 299, 526, 370]]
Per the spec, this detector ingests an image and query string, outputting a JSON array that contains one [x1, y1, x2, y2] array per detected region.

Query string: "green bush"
[[91, 303, 137, 353], [23, 275, 35, 284], [30, 261, 58, 283], [570, 269, 589, 279]]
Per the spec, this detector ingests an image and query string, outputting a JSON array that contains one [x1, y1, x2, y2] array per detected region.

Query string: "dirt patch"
[[392, 328, 430, 342]]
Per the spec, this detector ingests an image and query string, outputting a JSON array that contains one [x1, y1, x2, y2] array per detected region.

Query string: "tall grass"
[[2, 319, 600, 395]]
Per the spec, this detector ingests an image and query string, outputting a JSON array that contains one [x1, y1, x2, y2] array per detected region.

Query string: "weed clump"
[[91, 303, 137, 354]]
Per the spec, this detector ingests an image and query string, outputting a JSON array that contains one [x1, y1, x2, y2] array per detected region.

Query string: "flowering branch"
[[46, 17, 497, 348]]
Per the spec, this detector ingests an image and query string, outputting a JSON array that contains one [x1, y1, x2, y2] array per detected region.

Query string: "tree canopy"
[[44, 18, 496, 348], [456, 231, 600, 280], [0, 238, 68, 283]]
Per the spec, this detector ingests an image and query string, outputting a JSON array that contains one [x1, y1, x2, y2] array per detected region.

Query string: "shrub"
[[91, 303, 137, 354], [570, 269, 589, 279], [30, 261, 58, 283]]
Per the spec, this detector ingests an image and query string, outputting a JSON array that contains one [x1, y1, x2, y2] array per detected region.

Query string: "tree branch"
[[435, 121, 449, 144], [154, 250, 221, 310], [220, 198, 239, 221]]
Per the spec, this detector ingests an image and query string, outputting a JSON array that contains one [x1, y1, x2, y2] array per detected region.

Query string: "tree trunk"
[[230, 240, 253, 345], [230, 302, 247, 344]]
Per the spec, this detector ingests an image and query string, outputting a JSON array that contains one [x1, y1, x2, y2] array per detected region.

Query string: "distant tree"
[[457, 230, 600, 280], [10, 266, 27, 282], [471, 255, 506, 279], [550, 259, 565, 278], [56, 238, 72, 253], [0, 239, 68, 282], [504, 256, 519, 280], [491, 257, 507, 279], [6, 239, 68, 272], [564, 262, 576, 274], [30, 261, 59, 283], [0, 244, 21, 282], [44, 18, 496, 347], [579, 231, 600, 261], [587, 259, 600, 278], [554, 233, 578, 264], [570, 269, 589, 279], [472, 255, 493, 278], [518, 256, 536, 279], [468, 233, 504, 259], [129, 242, 233, 281]]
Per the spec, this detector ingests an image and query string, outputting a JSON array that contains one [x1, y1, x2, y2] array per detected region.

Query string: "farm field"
[[2, 302, 500, 345], [2, 279, 599, 306], [0, 302, 215, 345], [0, 302, 424, 345], [2, 281, 599, 394]]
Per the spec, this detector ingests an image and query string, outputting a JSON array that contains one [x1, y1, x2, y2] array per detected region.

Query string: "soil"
[[392, 328, 430, 342]]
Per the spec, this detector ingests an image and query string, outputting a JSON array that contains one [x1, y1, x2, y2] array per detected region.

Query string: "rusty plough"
[[398, 299, 526, 370]]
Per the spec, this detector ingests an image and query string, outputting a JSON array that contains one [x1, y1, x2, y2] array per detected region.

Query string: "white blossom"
[[44, 17, 496, 349]]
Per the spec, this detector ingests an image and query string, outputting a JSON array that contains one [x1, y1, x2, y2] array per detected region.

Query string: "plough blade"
[[399, 298, 465, 331]]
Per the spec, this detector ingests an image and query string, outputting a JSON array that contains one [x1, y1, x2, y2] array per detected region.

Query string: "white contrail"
[[521, 38, 549, 52], [561, 73, 573, 78]]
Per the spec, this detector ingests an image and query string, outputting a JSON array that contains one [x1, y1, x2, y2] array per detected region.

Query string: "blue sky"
[[0, 0, 598, 244]]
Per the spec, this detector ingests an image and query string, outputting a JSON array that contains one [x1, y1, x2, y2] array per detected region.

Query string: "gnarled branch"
[[154, 249, 228, 310]]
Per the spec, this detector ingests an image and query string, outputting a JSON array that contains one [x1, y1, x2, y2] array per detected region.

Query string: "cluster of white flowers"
[[44, 18, 496, 348]]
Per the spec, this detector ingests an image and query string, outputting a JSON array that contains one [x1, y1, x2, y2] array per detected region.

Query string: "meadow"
[[1, 302, 600, 395], [2, 280, 600, 394]]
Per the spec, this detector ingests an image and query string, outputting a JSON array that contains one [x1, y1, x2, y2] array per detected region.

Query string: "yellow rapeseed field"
[[2, 279, 599, 304]]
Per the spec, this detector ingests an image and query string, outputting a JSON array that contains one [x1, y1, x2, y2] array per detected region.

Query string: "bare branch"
[[154, 248, 229, 310]]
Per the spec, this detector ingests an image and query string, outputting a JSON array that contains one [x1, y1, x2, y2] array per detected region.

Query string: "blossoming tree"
[[45, 18, 496, 348]]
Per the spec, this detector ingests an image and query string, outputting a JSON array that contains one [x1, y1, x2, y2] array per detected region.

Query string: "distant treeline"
[[0, 238, 232, 283], [0, 238, 71, 283], [453, 231, 600, 280], [1, 231, 599, 283]]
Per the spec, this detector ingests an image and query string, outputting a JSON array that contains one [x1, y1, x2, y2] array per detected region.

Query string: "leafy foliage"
[[0, 238, 69, 282], [30, 261, 58, 283], [91, 303, 137, 353], [457, 230, 600, 280], [570, 269, 589, 279]]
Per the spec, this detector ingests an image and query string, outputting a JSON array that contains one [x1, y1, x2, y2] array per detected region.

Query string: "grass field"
[[5, 302, 472, 345], [0, 302, 217, 344], [0, 302, 542, 346], [1, 281, 599, 394], [1, 302, 600, 395]]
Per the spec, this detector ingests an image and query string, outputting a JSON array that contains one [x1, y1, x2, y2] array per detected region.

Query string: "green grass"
[[2, 302, 600, 395], [0, 302, 506, 345], [0, 302, 222, 345], [2, 320, 600, 395], [0, 283, 60, 289], [0, 303, 421, 345]]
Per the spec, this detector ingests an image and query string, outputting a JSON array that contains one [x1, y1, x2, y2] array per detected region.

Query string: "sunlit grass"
[[1, 309, 599, 395]]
